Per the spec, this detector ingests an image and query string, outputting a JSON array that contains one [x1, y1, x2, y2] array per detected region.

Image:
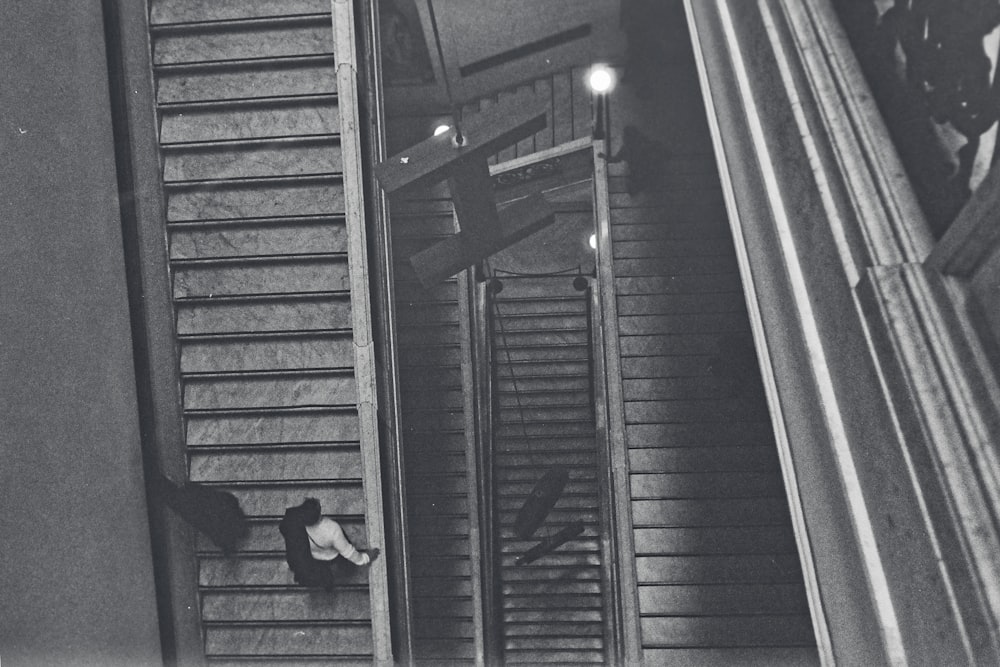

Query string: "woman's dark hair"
[[302, 497, 322, 526]]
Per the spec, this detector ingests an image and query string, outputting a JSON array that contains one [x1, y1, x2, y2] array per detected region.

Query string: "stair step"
[[501, 581, 602, 597], [203, 623, 372, 658], [207, 658, 372, 667], [160, 101, 339, 146], [410, 639, 476, 661], [497, 407, 594, 422], [628, 445, 781, 473], [631, 498, 792, 528], [412, 617, 476, 640], [199, 555, 372, 588], [497, 391, 592, 407], [398, 345, 462, 367], [152, 20, 332, 68], [408, 556, 472, 579], [639, 648, 819, 667], [504, 622, 603, 638], [496, 375, 591, 392], [638, 583, 810, 616], [636, 554, 807, 585], [196, 517, 366, 554], [158, 62, 335, 106], [633, 526, 797, 556], [493, 314, 588, 331], [629, 472, 786, 499], [170, 217, 345, 260], [172, 256, 349, 297], [404, 515, 472, 538], [494, 479, 598, 497], [495, 495, 599, 512], [189, 446, 361, 482], [505, 637, 602, 651], [492, 343, 589, 359], [494, 359, 590, 373], [185, 407, 359, 446], [639, 614, 815, 649], [500, 552, 601, 569], [489, 299, 588, 316], [491, 452, 598, 468], [493, 329, 589, 347], [503, 652, 605, 664], [151, 0, 329, 25], [165, 145, 342, 188], [411, 577, 473, 598], [411, 536, 472, 558], [502, 594, 602, 609], [493, 438, 598, 454], [201, 589, 371, 621], [198, 481, 364, 517], [501, 536, 601, 553], [491, 279, 590, 300]]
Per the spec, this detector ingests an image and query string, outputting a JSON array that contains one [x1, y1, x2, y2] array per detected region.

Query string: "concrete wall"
[[0, 2, 162, 665]]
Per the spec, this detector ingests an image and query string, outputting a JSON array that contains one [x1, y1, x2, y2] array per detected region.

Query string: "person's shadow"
[[148, 470, 249, 556]]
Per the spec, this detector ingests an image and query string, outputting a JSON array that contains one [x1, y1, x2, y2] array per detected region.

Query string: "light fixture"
[[433, 124, 451, 136], [589, 233, 597, 249], [588, 65, 615, 94]]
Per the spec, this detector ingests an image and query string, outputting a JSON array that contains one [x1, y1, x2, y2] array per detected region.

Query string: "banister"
[[590, 138, 643, 664], [331, 1, 396, 662], [474, 273, 503, 664], [355, 0, 416, 659], [586, 278, 625, 664]]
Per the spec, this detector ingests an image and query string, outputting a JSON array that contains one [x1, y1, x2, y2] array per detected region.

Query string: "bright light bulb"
[[589, 233, 597, 249], [588, 66, 614, 93], [434, 124, 451, 136]]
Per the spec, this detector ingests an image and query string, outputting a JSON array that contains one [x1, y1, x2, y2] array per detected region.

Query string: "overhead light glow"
[[589, 233, 597, 249], [434, 124, 451, 136], [588, 66, 615, 93]]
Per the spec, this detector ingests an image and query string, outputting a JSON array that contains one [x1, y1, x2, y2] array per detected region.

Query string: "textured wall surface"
[[0, 2, 162, 665]]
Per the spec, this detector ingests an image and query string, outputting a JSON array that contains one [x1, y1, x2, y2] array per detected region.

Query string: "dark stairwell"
[[377, 0, 820, 662]]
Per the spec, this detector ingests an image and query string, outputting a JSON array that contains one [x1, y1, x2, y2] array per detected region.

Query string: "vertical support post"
[[331, 0, 393, 662]]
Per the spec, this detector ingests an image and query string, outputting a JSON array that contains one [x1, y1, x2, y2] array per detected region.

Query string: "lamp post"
[[588, 65, 615, 140]]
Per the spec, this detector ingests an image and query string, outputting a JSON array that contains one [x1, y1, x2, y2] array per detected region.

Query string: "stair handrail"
[[332, 1, 400, 662], [590, 138, 643, 663], [586, 278, 626, 663], [469, 271, 501, 664]]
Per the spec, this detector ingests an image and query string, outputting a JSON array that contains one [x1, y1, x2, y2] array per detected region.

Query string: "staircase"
[[143, 1, 388, 662], [383, 64, 595, 663], [490, 276, 609, 664], [606, 4, 820, 659], [390, 193, 481, 664]]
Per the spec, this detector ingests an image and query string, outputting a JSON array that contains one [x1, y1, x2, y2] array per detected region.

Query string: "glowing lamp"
[[588, 66, 615, 94]]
